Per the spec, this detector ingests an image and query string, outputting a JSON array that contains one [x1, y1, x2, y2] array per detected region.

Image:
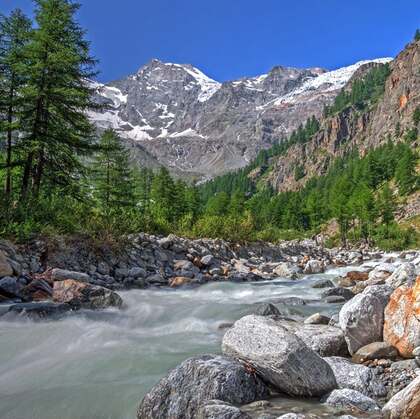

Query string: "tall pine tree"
[[19, 0, 98, 201]]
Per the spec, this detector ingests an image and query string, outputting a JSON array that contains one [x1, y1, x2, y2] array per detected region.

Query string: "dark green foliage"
[[294, 164, 305, 181], [324, 63, 390, 116], [415, 29, 420, 42]]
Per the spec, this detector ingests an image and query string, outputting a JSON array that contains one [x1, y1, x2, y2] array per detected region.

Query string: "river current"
[[0, 265, 373, 419]]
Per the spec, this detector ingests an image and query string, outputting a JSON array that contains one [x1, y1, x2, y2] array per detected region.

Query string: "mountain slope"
[[89, 57, 392, 179]]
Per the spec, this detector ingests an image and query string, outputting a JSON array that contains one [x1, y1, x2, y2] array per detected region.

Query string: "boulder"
[[303, 259, 325, 274], [339, 290, 387, 354], [53, 279, 123, 309], [201, 255, 215, 267], [222, 315, 337, 397], [362, 284, 393, 307], [322, 287, 354, 301], [5, 301, 73, 319], [21, 279, 53, 301], [324, 388, 380, 413], [383, 276, 420, 358], [272, 262, 301, 279], [382, 375, 420, 419], [311, 278, 335, 288], [386, 263, 416, 289], [128, 267, 147, 279], [367, 263, 396, 284], [0, 276, 26, 299], [324, 356, 386, 398], [137, 355, 268, 419], [146, 273, 167, 285], [0, 251, 13, 278], [304, 313, 330, 325], [325, 296, 346, 304], [352, 342, 398, 363], [254, 303, 280, 316], [197, 400, 251, 419], [344, 271, 369, 282], [51, 268, 89, 282]]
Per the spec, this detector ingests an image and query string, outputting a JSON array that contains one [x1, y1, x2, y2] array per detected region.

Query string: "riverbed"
[[0, 265, 369, 419]]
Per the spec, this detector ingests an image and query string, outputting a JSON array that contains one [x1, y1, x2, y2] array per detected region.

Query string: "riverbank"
[[0, 235, 419, 418]]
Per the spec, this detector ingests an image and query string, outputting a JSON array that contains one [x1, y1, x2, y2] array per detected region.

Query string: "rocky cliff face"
[[89, 57, 391, 179], [266, 39, 419, 192]]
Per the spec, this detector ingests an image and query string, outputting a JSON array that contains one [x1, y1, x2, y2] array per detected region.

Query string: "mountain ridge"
[[89, 57, 392, 180]]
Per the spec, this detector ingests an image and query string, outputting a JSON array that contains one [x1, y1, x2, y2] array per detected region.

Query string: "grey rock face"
[[385, 262, 416, 289], [137, 354, 269, 419], [338, 291, 386, 354], [324, 388, 380, 412], [89, 59, 385, 179], [324, 356, 386, 398], [222, 315, 337, 396]]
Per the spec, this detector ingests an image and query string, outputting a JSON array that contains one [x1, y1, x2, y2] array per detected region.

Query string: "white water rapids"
[[0, 265, 372, 419]]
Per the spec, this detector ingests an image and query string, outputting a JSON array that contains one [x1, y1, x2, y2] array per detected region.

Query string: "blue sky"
[[2, 0, 419, 82]]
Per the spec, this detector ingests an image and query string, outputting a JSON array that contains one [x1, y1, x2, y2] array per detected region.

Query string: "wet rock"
[[5, 301, 73, 319], [382, 375, 420, 419], [324, 356, 387, 398], [272, 297, 307, 306], [21, 279, 53, 301], [389, 359, 418, 372], [339, 290, 387, 355], [304, 313, 330, 325], [322, 287, 354, 301], [277, 415, 306, 419], [254, 303, 280, 316], [325, 296, 346, 304], [51, 268, 89, 282], [128, 267, 147, 278], [0, 251, 13, 278], [0, 276, 26, 299], [137, 355, 269, 419], [303, 259, 325, 274], [146, 273, 167, 285], [53, 279, 123, 309], [222, 315, 337, 397], [311, 279, 335, 289], [385, 262, 416, 289], [228, 272, 264, 282], [352, 342, 398, 363], [324, 388, 380, 412], [197, 400, 251, 419], [383, 276, 420, 358]]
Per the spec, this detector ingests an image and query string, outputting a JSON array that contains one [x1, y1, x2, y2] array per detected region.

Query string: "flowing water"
[[0, 265, 374, 419]]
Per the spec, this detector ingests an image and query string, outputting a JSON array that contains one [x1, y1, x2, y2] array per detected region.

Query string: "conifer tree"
[[0, 9, 32, 199], [19, 0, 98, 200], [92, 129, 135, 214]]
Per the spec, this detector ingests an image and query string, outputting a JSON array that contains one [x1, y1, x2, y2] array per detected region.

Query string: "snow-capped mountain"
[[89, 57, 392, 179]]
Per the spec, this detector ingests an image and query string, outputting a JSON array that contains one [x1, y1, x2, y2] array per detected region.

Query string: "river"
[[0, 265, 371, 419]]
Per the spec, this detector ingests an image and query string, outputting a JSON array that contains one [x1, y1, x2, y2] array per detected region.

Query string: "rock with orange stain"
[[399, 94, 408, 109], [53, 279, 122, 309], [383, 276, 420, 358]]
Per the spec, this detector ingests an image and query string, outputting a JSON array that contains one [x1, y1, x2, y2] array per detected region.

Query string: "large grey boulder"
[[385, 262, 416, 289], [137, 355, 269, 419], [272, 262, 301, 279], [324, 388, 380, 413], [338, 286, 388, 354], [222, 315, 337, 397], [324, 356, 386, 398], [197, 400, 251, 419]]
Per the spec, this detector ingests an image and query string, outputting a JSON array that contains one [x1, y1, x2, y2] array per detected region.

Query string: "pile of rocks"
[[137, 258, 420, 418]]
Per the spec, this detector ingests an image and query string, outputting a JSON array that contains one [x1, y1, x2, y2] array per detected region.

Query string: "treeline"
[[1, 4, 419, 250]]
